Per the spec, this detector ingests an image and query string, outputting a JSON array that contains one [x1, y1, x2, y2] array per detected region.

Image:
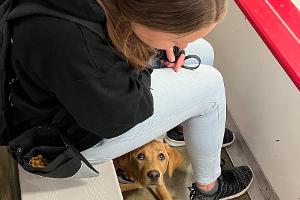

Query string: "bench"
[[0, 147, 123, 200], [18, 160, 123, 200]]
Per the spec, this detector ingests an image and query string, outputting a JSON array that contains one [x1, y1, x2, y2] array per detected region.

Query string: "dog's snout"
[[147, 170, 160, 181]]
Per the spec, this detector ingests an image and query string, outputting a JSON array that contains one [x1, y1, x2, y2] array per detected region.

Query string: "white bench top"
[[19, 160, 123, 200]]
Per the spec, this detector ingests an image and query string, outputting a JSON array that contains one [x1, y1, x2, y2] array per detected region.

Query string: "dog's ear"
[[164, 144, 183, 178], [115, 153, 132, 176]]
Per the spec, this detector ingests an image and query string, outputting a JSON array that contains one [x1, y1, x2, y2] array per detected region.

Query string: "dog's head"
[[116, 140, 183, 187]]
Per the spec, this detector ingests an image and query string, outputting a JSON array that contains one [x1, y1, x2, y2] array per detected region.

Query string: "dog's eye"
[[158, 153, 165, 160], [137, 153, 145, 160]]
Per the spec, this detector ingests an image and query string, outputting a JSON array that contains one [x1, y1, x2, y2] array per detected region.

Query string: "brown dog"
[[114, 140, 183, 200]]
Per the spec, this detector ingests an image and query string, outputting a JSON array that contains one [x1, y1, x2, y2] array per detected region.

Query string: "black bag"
[[7, 108, 100, 178], [0, 0, 105, 178]]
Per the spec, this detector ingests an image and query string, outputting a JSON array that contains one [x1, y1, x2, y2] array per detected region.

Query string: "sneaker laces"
[[188, 186, 196, 199]]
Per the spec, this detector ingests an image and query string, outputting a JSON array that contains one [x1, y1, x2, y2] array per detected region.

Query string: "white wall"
[[205, 1, 300, 199], [292, 0, 300, 9]]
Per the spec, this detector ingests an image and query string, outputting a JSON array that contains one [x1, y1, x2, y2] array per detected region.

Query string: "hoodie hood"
[[18, 0, 105, 22]]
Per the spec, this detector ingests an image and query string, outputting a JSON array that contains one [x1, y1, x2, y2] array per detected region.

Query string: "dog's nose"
[[147, 170, 160, 181]]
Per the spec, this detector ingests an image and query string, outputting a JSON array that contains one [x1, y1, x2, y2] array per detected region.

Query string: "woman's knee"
[[191, 66, 226, 117], [195, 65, 225, 98], [185, 38, 214, 66]]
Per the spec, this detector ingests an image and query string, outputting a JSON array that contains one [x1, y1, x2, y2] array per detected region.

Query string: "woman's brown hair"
[[97, 0, 227, 71]]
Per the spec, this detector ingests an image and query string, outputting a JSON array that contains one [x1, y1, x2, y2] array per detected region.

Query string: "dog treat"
[[29, 154, 48, 168]]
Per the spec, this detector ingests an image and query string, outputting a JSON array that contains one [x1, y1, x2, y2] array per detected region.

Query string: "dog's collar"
[[116, 168, 134, 184]]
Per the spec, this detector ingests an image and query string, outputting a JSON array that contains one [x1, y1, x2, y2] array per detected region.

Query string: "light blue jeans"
[[81, 38, 226, 184]]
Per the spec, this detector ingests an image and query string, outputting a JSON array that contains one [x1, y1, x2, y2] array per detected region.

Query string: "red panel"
[[235, 0, 300, 91], [268, 0, 300, 37]]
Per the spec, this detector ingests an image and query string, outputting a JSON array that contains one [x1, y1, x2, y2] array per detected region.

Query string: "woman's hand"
[[162, 47, 185, 72]]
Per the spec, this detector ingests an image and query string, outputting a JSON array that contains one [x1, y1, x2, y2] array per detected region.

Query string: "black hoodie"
[[6, 0, 154, 150]]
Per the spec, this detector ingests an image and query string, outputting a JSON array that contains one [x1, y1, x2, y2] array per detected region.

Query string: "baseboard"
[[225, 111, 280, 200]]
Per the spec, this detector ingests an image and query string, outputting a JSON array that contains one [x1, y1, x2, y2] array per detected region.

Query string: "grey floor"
[[123, 146, 251, 200], [0, 147, 21, 200]]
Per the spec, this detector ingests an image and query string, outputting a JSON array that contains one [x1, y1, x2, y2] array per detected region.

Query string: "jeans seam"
[[193, 103, 223, 184]]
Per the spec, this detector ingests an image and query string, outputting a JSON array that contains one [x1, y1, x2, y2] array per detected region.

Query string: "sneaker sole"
[[220, 167, 254, 200], [164, 130, 236, 147], [163, 136, 186, 147], [222, 131, 236, 148]]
